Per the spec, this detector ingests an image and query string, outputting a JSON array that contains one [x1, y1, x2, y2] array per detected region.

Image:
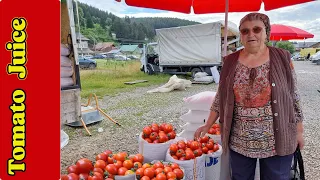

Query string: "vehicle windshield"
[[147, 44, 158, 55]]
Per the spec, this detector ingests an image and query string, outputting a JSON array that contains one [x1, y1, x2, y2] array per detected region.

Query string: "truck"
[[140, 21, 240, 77]]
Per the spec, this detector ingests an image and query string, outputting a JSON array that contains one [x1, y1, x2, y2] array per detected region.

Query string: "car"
[[114, 55, 131, 61], [127, 55, 139, 59], [78, 57, 97, 69], [83, 54, 93, 59], [93, 54, 106, 59], [104, 53, 115, 59]]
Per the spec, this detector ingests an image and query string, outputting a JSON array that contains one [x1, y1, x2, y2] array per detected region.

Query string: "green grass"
[[79, 59, 171, 98]]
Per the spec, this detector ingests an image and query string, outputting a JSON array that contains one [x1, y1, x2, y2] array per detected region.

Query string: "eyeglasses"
[[240, 26, 263, 35]]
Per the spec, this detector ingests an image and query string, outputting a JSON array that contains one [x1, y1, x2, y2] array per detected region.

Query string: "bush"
[[275, 41, 295, 54]]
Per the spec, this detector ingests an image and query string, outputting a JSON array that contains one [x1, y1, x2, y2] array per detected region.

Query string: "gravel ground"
[[61, 61, 320, 179]]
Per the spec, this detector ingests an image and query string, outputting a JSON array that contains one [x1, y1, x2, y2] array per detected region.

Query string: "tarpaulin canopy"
[[270, 24, 314, 41]]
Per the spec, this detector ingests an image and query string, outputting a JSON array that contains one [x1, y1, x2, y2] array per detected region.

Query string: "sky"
[[77, 0, 320, 42]]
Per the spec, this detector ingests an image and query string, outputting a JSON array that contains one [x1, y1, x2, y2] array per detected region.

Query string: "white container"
[[205, 144, 223, 180], [61, 130, 69, 149]]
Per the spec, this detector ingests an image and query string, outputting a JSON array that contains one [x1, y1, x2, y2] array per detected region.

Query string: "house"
[[119, 45, 140, 55], [76, 32, 94, 55], [292, 41, 320, 57], [94, 42, 115, 53]]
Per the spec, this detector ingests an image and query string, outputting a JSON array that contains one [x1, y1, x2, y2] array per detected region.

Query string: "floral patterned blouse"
[[211, 60, 304, 158]]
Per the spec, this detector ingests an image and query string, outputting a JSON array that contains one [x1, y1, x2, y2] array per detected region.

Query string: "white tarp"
[[156, 21, 239, 66]]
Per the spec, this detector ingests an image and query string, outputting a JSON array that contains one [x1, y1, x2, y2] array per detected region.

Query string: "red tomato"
[[190, 141, 200, 150], [212, 124, 219, 129], [123, 160, 134, 170], [105, 164, 118, 175], [206, 142, 214, 150], [144, 167, 155, 179], [134, 162, 143, 170], [67, 165, 79, 174], [95, 153, 107, 162], [145, 138, 153, 143], [94, 160, 106, 170], [185, 151, 195, 160], [118, 167, 128, 176], [173, 168, 184, 179], [179, 156, 186, 161], [107, 156, 115, 164], [216, 131, 221, 135], [155, 168, 164, 175], [158, 134, 169, 143], [186, 140, 193, 148], [114, 153, 126, 162], [141, 176, 151, 180], [153, 139, 160, 144], [143, 126, 152, 136], [208, 150, 214, 154], [159, 123, 167, 131], [133, 154, 144, 163], [172, 155, 178, 160], [136, 167, 145, 179], [156, 173, 167, 180], [177, 142, 186, 150], [103, 150, 113, 157], [93, 168, 104, 176], [170, 163, 180, 170], [151, 124, 159, 133], [200, 136, 209, 143], [167, 172, 176, 179], [194, 148, 203, 157], [169, 144, 178, 154], [164, 124, 173, 133], [150, 132, 158, 141], [76, 158, 93, 174], [114, 160, 122, 169], [67, 173, 79, 180], [175, 149, 185, 158], [61, 175, 69, 180], [213, 144, 220, 152], [164, 167, 173, 174], [167, 131, 176, 140], [202, 146, 209, 154], [153, 161, 164, 169], [79, 173, 89, 180]]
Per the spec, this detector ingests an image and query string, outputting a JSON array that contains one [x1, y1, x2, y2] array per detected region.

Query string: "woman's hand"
[[297, 132, 305, 150], [194, 124, 210, 140]]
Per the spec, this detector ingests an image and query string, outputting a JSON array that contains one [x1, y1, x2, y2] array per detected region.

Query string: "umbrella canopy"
[[116, 0, 314, 56], [270, 24, 314, 41], [123, 0, 314, 14]]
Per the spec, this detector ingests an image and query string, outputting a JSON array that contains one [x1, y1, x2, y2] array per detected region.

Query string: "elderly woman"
[[194, 13, 304, 180]]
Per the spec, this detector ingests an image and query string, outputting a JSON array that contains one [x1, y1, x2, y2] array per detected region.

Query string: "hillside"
[[71, 1, 200, 45]]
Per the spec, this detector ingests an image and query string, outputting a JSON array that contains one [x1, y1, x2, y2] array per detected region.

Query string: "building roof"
[[106, 49, 121, 54], [120, 45, 139, 52], [94, 42, 115, 51], [76, 32, 90, 41]]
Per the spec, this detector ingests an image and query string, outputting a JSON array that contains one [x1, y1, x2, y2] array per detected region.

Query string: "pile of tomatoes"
[[135, 161, 184, 180], [207, 123, 220, 135], [142, 123, 176, 143], [61, 149, 144, 180], [169, 136, 220, 161]]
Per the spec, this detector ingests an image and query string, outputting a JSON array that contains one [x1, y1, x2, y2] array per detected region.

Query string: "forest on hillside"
[[72, 1, 200, 45]]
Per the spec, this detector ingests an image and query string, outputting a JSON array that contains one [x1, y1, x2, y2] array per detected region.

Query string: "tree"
[[275, 41, 295, 54]]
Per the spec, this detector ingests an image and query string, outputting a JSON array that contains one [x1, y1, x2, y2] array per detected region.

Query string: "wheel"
[[88, 63, 96, 69], [191, 68, 202, 78]]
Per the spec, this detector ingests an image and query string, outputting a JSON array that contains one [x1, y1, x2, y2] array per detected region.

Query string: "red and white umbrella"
[[116, 0, 315, 55], [270, 24, 314, 41]]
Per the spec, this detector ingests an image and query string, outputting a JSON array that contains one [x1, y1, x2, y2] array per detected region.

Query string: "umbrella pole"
[[223, 0, 229, 57]]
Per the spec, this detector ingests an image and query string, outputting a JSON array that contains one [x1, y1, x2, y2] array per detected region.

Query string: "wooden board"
[[124, 80, 148, 85], [61, 89, 81, 125]]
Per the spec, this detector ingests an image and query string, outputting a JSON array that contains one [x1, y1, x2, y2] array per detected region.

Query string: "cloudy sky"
[[78, 0, 320, 42]]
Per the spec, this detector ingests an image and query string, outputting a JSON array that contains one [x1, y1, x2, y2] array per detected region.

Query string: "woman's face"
[[239, 20, 267, 53]]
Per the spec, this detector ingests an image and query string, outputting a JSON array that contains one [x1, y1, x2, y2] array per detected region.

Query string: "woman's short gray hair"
[[239, 13, 271, 42]]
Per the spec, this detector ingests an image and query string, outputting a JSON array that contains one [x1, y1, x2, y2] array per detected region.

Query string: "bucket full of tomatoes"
[[206, 123, 221, 144], [165, 138, 207, 180], [138, 123, 178, 163]]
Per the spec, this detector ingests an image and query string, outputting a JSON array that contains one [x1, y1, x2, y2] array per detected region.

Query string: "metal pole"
[[223, 0, 229, 57]]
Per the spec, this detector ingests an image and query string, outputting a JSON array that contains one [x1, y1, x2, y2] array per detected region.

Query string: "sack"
[[61, 77, 74, 88], [165, 139, 206, 180], [138, 133, 180, 163], [183, 91, 216, 111], [193, 76, 214, 82], [61, 56, 72, 67], [61, 44, 70, 56], [194, 72, 208, 78], [210, 66, 220, 84], [61, 66, 74, 78], [114, 174, 135, 180], [205, 144, 223, 180], [177, 130, 196, 141], [180, 110, 210, 124], [290, 147, 305, 180], [181, 123, 204, 132]]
